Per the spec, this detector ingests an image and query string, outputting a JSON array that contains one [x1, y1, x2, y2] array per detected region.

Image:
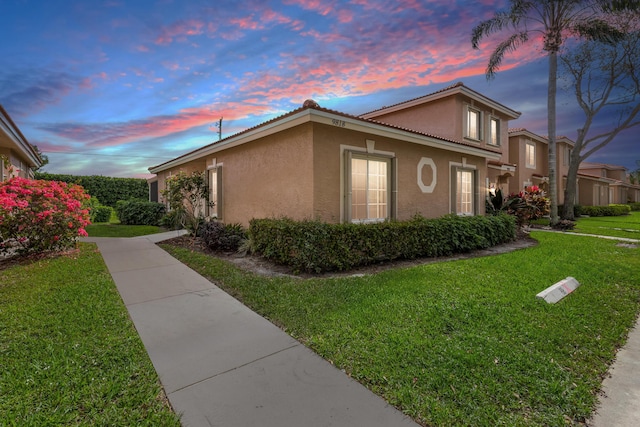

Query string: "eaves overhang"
[[149, 107, 502, 174], [361, 82, 521, 120], [0, 105, 42, 168]]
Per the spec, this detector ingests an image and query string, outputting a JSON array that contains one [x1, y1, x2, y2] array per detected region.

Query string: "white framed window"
[[525, 142, 536, 169], [346, 153, 393, 223], [455, 169, 475, 215], [466, 107, 482, 141], [489, 117, 500, 146], [208, 165, 222, 219]]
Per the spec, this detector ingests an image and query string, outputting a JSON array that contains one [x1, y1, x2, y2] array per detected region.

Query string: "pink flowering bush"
[[0, 177, 91, 256]]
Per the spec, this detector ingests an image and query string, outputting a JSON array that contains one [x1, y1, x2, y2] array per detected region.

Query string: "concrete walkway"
[[81, 231, 640, 427], [82, 232, 418, 427]]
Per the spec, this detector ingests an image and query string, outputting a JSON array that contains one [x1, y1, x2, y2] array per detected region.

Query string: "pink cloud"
[[155, 19, 205, 45], [230, 16, 262, 30], [37, 101, 279, 149], [285, 0, 335, 16], [337, 9, 353, 23]]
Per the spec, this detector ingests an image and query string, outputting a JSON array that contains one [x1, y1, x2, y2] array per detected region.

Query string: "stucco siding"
[[370, 97, 460, 141], [311, 123, 488, 223], [208, 124, 315, 226]]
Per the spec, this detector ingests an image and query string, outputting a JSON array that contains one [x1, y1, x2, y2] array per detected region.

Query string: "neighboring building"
[[149, 83, 521, 226], [0, 105, 42, 180], [578, 162, 640, 204], [506, 129, 573, 204]]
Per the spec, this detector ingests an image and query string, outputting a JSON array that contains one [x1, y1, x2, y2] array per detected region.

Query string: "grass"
[[571, 211, 640, 239], [162, 230, 640, 426], [86, 209, 166, 238], [0, 244, 180, 426], [85, 223, 165, 238]]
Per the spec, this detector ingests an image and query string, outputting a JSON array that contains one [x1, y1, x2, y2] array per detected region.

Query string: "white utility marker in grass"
[[536, 277, 580, 304]]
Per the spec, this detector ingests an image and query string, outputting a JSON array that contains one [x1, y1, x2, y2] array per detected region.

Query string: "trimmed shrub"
[[579, 205, 630, 217], [198, 221, 247, 251], [250, 214, 517, 273], [115, 200, 165, 226], [0, 177, 91, 256], [35, 172, 148, 207], [92, 206, 113, 223], [629, 202, 640, 211], [87, 196, 112, 223], [558, 204, 582, 218]]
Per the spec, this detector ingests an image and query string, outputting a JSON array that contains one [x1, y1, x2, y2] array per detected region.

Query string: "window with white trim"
[[208, 166, 222, 219], [346, 153, 393, 222], [525, 142, 536, 169], [489, 117, 500, 146], [466, 107, 482, 140], [455, 169, 475, 215]]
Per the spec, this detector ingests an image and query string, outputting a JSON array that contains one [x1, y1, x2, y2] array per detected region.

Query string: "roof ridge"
[[359, 81, 465, 117]]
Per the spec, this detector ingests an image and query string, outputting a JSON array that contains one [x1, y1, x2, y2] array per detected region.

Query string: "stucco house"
[[506, 129, 574, 204], [148, 82, 522, 226], [0, 105, 42, 181], [578, 162, 640, 204]]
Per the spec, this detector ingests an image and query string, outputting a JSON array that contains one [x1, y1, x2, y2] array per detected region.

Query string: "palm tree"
[[471, 0, 629, 225]]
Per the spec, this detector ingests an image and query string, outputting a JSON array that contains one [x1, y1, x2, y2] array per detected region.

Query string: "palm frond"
[[486, 31, 530, 79], [472, 12, 515, 49], [574, 19, 627, 44]]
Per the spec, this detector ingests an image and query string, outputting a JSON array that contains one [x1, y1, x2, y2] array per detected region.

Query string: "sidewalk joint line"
[[168, 343, 301, 394]]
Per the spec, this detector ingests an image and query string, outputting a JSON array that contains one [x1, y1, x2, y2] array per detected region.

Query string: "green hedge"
[[92, 206, 113, 223], [250, 214, 517, 273], [35, 172, 148, 207], [578, 204, 631, 217], [628, 202, 640, 211], [115, 200, 165, 226], [87, 196, 112, 223]]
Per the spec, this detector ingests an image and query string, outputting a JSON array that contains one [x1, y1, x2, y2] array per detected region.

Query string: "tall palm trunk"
[[547, 50, 559, 225]]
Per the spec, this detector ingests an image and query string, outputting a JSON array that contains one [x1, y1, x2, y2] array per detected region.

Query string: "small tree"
[[560, 11, 640, 219], [161, 171, 211, 236]]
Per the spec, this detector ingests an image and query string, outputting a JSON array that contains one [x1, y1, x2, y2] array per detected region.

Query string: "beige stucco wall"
[[577, 177, 610, 206], [367, 95, 510, 160], [153, 119, 492, 226], [371, 97, 461, 141], [311, 123, 488, 222], [207, 124, 315, 226]]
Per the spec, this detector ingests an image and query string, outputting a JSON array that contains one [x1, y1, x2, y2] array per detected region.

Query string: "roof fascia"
[[0, 107, 42, 168], [150, 108, 502, 174], [361, 85, 520, 120], [150, 109, 314, 173], [509, 129, 549, 144], [310, 109, 502, 160]]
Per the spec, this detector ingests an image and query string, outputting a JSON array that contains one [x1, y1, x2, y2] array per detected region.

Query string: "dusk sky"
[[1, 0, 638, 178]]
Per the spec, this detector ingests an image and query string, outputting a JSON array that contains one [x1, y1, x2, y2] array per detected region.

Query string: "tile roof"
[[150, 99, 502, 171]]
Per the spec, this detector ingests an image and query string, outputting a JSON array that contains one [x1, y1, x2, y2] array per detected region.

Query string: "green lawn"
[[0, 245, 180, 426], [572, 211, 640, 239], [162, 231, 640, 426], [86, 223, 166, 238]]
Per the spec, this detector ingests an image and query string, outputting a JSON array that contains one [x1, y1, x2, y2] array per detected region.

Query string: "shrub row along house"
[[1, 105, 42, 181], [148, 82, 639, 226]]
